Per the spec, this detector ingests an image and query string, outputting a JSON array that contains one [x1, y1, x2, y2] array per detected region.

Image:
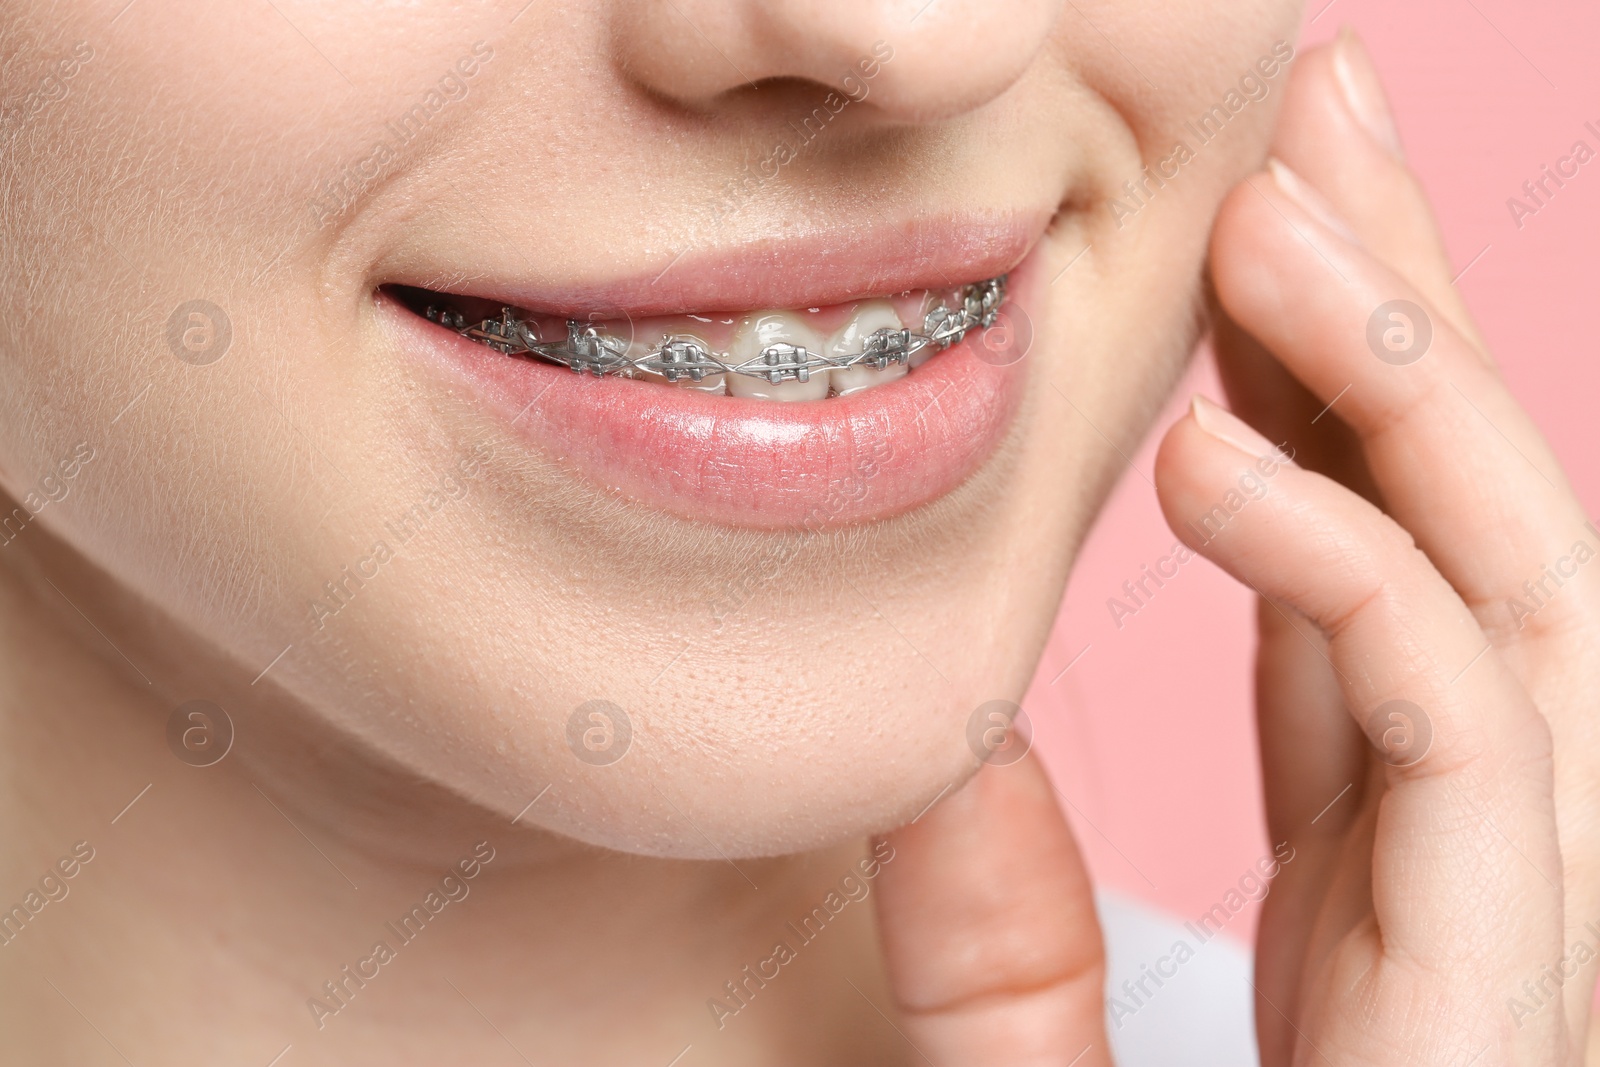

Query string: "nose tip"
[[612, 0, 1065, 123]]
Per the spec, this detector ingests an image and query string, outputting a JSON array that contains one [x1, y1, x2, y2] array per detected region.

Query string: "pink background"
[[1028, 0, 1600, 942]]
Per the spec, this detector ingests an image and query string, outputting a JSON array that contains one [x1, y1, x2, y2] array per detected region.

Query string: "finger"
[[1249, 600, 1369, 1066], [1211, 278, 1378, 1066], [1212, 296, 1379, 500], [1215, 162, 1600, 1056], [1211, 159, 1595, 648], [1218, 86, 1600, 1043], [1155, 398, 1566, 1061], [1211, 309, 1377, 1064], [873, 755, 1113, 1067], [1209, 273, 1377, 1066], [1270, 32, 1486, 356]]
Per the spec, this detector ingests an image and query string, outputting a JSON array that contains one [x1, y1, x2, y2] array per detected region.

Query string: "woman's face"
[[0, 0, 1299, 858]]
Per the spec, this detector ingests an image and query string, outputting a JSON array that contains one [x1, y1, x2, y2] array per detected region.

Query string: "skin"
[[0, 0, 1296, 859], [4, 1, 1596, 1065], [868, 38, 1600, 1067]]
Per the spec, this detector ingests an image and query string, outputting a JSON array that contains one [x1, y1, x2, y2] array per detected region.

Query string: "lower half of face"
[[0, 0, 1300, 857]]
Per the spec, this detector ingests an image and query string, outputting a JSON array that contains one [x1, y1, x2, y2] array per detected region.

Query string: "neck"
[[0, 532, 904, 1066]]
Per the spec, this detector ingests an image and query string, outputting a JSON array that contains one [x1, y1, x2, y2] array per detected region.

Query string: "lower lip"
[[386, 262, 1037, 529]]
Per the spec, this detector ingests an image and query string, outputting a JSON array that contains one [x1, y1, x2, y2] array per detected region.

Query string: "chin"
[[496, 693, 991, 861], [308, 563, 1041, 861]]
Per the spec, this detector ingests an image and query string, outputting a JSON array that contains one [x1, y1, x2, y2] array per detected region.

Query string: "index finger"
[[1211, 164, 1591, 639]]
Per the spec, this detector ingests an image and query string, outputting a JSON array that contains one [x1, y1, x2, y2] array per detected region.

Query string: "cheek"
[[0, 0, 515, 687], [1071, 0, 1299, 177]]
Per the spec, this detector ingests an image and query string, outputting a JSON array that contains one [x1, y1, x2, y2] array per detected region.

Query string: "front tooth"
[[627, 336, 726, 394], [726, 312, 829, 401], [827, 300, 907, 397]]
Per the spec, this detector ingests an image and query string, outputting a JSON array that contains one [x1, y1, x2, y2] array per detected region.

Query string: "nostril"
[[611, 0, 1064, 125]]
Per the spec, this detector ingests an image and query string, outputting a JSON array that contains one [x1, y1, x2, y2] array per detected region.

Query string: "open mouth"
[[380, 226, 1041, 529], [389, 275, 1006, 402]]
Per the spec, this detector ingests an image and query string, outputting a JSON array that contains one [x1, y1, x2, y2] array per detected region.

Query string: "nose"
[[610, 0, 1065, 123]]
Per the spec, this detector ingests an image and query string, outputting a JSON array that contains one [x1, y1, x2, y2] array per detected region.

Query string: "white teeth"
[[604, 292, 948, 400], [827, 301, 906, 397], [726, 312, 829, 402]]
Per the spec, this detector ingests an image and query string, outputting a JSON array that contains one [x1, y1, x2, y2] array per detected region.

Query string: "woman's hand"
[[868, 30, 1600, 1066], [1189, 27, 1600, 1065]]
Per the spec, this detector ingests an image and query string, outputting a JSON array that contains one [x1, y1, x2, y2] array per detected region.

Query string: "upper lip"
[[384, 210, 1049, 318]]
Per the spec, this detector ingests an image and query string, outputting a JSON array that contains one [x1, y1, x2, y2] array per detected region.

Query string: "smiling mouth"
[[382, 217, 1043, 528], [391, 275, 1006, 402]]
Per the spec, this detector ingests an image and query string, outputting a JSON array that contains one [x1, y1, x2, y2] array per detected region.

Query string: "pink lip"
[[383, 226, 1042, 529], [388, 212, 1048, 318]]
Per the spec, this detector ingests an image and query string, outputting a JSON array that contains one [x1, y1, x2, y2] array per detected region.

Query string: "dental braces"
[[424, 275, 1007, 384]]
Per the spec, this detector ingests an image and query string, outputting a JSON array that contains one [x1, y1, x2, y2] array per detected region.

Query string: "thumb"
[[872, 754, 1115, 1066]]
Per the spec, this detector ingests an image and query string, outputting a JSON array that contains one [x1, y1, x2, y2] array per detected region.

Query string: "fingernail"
[[1267, 157, 1362, 244], [1333, 26, 1404, 161], [1190, 395, 1292, 462]]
